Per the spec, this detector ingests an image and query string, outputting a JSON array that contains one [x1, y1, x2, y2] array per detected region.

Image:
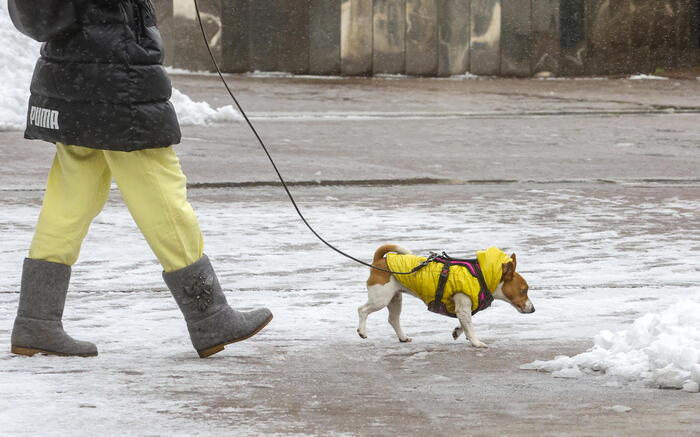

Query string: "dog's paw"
[[399, 337, 412, 343], [357, 329, 367, 339], [452, 327, 462, 340], [470, 340, 488, 348]]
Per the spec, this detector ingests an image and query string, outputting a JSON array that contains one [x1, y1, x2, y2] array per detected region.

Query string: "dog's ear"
[[502, 260, 514, 282], [510, 253, 517, 271]]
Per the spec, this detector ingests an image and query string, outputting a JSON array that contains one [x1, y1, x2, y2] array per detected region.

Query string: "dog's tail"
[[372, 244, 412, 263]]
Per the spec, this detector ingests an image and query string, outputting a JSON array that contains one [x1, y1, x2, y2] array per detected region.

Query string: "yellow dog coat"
[[386, 247, 512, 315]]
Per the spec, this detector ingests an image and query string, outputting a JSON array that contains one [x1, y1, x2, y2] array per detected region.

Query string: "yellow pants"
[[29, 144, 204, 272]]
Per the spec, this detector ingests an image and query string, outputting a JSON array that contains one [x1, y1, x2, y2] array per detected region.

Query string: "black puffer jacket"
[[9, 0, 180, 151]]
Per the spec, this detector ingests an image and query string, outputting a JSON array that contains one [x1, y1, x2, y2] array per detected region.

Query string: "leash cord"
[[192, 0, 416, 275]]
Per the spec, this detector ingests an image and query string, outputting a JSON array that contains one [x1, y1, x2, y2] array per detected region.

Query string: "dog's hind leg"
[[387, 292, 411, 343], [452, 326, 463, 340], [357, 281, 397, 339]]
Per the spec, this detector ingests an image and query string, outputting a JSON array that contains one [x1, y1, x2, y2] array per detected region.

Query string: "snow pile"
[[0, 5, 239, 131], [170, 88, 242, 125], [0, 3, 39, 130], [521, 298, 700, 392]]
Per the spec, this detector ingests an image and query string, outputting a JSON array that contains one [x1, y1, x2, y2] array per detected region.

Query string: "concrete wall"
[[157, 0, 700, 76]]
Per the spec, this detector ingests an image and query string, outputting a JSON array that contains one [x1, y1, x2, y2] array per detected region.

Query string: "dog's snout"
[[521, 300, 535, 314]]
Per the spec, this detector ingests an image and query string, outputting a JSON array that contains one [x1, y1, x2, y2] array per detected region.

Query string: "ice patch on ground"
[[0, 5, 239, 131], [521, 298, 700, 391], [1, 188, 698, 344], [603, 405, 632, 413]]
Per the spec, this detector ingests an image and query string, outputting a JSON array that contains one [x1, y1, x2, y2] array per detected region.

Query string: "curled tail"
[[372, 244, 412, 263]]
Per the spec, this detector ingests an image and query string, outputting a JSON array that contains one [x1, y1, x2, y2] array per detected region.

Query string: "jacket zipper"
[[135, 0, 147, 43], [121, 0, 152, 44]]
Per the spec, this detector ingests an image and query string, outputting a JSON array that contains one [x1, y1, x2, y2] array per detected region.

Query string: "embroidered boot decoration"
[[183, 272, 214, 312]]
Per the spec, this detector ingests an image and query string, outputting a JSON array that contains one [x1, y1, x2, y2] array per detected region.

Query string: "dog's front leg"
[[453, 293, 487, 348]]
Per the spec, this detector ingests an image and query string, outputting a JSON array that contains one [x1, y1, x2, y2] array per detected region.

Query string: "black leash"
[[192, 0, 420, 275]]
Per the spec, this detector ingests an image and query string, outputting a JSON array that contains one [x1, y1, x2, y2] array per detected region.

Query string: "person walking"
[[8, 0, 272, 358]]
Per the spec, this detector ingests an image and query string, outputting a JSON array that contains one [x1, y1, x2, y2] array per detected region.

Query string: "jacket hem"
[[23, 133, 180, 152]]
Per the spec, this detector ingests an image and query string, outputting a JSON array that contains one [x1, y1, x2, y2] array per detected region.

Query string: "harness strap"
[[427, 259, 452, 316], [471, 262, 494, 314], [423, 252, 495, 317]]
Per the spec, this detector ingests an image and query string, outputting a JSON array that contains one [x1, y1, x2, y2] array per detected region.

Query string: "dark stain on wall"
[[560, 0, 585, 49]]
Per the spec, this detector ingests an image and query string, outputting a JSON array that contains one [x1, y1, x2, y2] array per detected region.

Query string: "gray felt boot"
[[163, 255, 273, 358], [10, 258, 98, 357]]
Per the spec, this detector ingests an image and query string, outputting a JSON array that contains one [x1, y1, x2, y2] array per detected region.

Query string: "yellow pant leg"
[[103, 147, 204, 272], [29, 144, 112, 265]]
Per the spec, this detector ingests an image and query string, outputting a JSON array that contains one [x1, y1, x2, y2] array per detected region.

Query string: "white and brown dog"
[[357, 244, 534, 347]]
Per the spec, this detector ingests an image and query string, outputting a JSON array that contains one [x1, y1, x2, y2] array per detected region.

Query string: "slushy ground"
[[1, 74, 699, 436]]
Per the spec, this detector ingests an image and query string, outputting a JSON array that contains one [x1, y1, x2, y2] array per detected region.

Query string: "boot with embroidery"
[[163, 255, 273, 358], [11, 258, 98, 357]]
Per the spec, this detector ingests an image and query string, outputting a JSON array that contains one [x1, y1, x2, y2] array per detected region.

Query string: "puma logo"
[[29, 106, 60, 130]]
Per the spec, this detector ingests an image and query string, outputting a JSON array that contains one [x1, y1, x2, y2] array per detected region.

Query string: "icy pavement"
[[2, 66, 700, 434], [1, 184, 698, 436]]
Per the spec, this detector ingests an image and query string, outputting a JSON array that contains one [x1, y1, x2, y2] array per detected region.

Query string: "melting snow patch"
[[521, 298, 700, 391], [603, 405, 632, 413], [683, 381, 699, 393], [170, 88, 242, 126], [448, 72, 480, 80], [165, 66, 214, 76], [629, 74, 668, 80], [552, 366, 583, 379]]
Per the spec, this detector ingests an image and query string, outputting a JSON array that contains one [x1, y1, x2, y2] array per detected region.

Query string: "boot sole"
[[10, 345, 98, 358], [197, 313, 274, 358]]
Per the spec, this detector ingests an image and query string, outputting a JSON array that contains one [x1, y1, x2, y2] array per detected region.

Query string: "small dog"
[[357, 244, 534, 347]]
